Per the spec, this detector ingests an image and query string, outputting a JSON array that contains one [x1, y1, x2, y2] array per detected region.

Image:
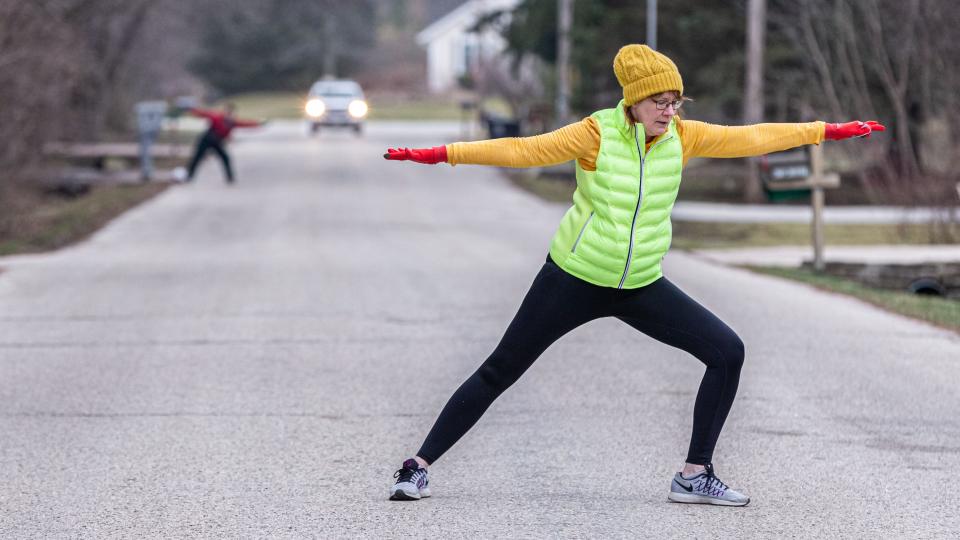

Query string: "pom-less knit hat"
[[613, 44, 684, 106]]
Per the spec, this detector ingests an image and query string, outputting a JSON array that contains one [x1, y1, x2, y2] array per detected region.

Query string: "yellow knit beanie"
[[613, 44, 684, 106]]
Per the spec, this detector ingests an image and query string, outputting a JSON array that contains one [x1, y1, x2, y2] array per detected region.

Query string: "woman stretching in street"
[[383, 44, 884, 506]]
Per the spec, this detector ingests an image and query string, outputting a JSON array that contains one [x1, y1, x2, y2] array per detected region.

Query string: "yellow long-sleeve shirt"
[[447, 115, 825, 170]]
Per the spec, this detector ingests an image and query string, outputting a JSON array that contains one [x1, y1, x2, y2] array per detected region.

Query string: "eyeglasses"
[[650, 98, 683, 111]]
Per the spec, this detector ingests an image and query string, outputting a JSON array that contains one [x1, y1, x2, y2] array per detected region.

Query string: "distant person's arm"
[[189, 108, 217, 120], [234, 118, 266, 128]]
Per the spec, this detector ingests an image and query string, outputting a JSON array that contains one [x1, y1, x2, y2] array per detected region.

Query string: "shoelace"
[[701, 464, 729, 495], [394, 466, 419, 484]]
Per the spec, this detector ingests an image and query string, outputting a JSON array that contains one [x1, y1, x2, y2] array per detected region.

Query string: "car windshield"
[[311, 81, 361, 97]]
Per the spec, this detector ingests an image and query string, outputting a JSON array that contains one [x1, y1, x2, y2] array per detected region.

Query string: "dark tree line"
[[493, 0, 960, 206], [774, 0, 960, 206], [498, 0, 749, 121], [188, 0, 376, 96]]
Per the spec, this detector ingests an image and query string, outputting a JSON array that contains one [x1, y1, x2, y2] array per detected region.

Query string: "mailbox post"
[[135, 101, 168, 181], [809, 145, 827, 271], [759, 144, 839, 272], [460, 100, 477, 140]]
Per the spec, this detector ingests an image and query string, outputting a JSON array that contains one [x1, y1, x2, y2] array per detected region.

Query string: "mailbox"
[[758, 143, 840, 271], [134, 101, 168, 181], [758, 145, 839, 195], [135, 101, 168, 136], [759, 147, 809, 189]]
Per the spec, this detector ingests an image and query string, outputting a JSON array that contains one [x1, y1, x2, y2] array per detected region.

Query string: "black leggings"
[[417, 256, 744, 466], [187, 132, 234, 182]]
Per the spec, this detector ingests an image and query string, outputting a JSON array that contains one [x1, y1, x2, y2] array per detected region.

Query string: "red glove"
[[383, 146, 448, 164], [824, 121, 886, 140]]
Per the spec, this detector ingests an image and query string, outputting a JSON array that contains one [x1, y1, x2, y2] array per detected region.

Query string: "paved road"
[[1, 121, 958, 538]]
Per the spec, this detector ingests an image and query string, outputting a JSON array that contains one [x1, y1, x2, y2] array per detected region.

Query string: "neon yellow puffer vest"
[[549, 101, 683, 289]]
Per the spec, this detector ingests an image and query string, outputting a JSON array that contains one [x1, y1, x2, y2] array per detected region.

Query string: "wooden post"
[[809, 144, 826, 272], [647, 0, 657, 50], [556, 0, 573, 127]]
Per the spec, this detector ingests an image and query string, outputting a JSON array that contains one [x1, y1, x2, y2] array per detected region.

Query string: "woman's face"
[[628, 91, 681, 138]]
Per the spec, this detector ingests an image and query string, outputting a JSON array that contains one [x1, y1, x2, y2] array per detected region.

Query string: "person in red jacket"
[[185, 103, 263, 184]]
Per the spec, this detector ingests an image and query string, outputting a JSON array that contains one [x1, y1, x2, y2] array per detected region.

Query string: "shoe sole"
[[389, 490, 420, 501], [668, 492, 749, 507], [389, 488, 430, 501]]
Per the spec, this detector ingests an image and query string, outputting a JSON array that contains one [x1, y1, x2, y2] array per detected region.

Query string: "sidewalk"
[[689, 244, 960, 267], [673, 201, 960, 224]]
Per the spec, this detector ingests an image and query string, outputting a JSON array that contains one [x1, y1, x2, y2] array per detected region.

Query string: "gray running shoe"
[[668, 463, 750, 506], [389, 458, 431, 501]]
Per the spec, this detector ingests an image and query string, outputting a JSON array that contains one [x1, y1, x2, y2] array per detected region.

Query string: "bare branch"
[[798, 0, 844, 119]]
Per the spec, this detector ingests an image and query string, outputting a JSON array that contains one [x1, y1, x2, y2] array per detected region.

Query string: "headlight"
[[305, 98, 325, 118], [348, 100, 368, 118]]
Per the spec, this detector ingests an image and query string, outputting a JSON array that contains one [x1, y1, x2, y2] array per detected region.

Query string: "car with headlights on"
[[304, 79, 368, 135]]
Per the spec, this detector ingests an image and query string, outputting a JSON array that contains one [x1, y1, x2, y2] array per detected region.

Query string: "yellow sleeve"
[[447, 117, 601, 169], [679, 119, 826, 166]]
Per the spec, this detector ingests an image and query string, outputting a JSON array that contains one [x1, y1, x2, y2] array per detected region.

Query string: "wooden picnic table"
[[43, 142, 192, 160], [37, 142, 190, 189]]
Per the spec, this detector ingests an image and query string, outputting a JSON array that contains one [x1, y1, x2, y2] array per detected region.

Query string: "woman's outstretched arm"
[[680, 119, 884, 165], [384, 118, 601, 168]]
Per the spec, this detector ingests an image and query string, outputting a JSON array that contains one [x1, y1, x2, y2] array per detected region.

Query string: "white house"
[[416, 0, 521, 93]]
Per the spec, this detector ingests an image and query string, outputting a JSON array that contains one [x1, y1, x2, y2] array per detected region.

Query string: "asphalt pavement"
[[1, 120, 958, 538]]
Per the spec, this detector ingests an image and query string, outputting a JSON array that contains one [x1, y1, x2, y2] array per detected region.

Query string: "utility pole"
[[743, 0, 766, 201], [323, 14, 337, 78], [647, 0, 657, 49], [556, 0, 573, 127]]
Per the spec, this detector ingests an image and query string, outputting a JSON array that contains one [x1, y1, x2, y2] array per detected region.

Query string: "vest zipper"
[[570, 211, 594, 253], [618, 126, 672, 289]]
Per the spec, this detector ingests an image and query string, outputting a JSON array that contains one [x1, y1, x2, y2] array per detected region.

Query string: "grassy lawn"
[[361, 93, 465, 121], [507, 170, 579, 204], [217, 92, 306, 120], [0, 183, 168, 256], [749, 266, 960, 333], [219, 91, 507, 121]]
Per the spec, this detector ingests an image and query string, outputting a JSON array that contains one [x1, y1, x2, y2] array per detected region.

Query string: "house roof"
[[425, 0, 468, 26], [416, 0, 519, 46]]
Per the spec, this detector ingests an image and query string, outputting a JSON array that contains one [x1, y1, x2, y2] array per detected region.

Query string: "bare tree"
[[0, 1, 84, 170], [475, 54, 548, 134], [0, 0, 197, 184], [58, 0, 157, 137], [774, 0, 959, 216]]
